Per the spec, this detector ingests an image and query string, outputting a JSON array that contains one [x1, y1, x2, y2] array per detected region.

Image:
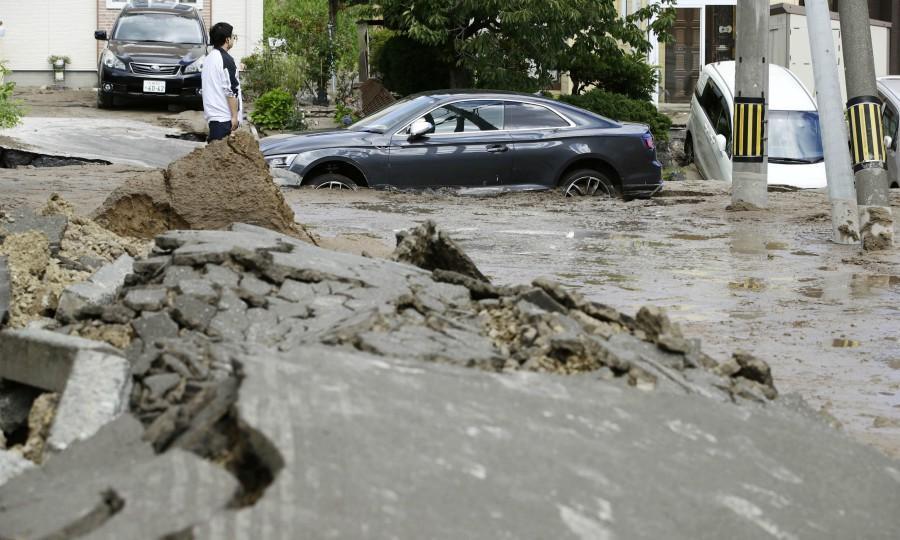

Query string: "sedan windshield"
[[768, 110, 824, 163], [350, 96, 440, 133], [114, 14, 204, 44]]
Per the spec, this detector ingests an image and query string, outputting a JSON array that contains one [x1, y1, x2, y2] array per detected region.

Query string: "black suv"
[[94, 1, 206, 108]]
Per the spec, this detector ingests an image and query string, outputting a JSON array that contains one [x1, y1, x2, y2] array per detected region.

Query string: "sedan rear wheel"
[[307, 172, 358, 191], [561, 169, 617, 198]]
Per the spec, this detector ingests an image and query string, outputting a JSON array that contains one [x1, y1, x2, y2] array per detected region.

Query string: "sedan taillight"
[[642, 132, 655, 150]]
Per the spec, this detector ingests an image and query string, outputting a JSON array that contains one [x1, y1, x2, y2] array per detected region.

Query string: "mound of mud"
[[93, 132, 313, 243]]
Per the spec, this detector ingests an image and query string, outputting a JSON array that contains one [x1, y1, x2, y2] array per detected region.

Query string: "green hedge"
[[559, 89, 671, 142], [250, 89, 301, 131]]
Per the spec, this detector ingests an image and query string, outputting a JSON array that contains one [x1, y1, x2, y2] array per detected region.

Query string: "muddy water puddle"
[[289, 185, 900, 457]]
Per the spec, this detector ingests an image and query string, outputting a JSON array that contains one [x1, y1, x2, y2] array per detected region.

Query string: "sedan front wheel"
[[560, 169, 618, 198], [307, 173, 358, 191]]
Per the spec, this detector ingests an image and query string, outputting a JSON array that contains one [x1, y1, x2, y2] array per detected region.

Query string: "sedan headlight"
[[101, 49, 126, 71], [265, 154, 297, 169], [183, 56, 204, 74]]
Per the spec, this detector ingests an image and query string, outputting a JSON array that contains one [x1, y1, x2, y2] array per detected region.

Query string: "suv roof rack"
[[125, 1, 195, 12]]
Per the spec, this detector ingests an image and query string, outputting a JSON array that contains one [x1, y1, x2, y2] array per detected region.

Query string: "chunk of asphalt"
[[56, 254, 134, 322], [0, 257, 10, 327], [143, 373, 182, 401], [177, 279, 219, 303], [123, 287, 168, 312], [172, 295, 217, 332], [131, 311, 180, 346], [515, 288, 568, 314], [203, 264, 240, 288]]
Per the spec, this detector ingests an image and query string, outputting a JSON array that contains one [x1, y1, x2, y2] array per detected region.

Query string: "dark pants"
[[208, 121, 232, 142]]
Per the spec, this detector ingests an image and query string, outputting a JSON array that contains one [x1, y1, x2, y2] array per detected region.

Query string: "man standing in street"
[[202, 22, 243, 142]]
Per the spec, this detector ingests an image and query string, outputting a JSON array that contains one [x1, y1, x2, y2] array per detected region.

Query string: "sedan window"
[[504, 102, 569, 129], [426, 101, 504, 134], [114, 14, 204, 44]]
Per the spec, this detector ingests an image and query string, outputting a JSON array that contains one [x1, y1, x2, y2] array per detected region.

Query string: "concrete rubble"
[[1, 221, 898, 538]]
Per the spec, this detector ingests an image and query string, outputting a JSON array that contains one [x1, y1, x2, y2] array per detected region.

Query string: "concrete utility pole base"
[[731, 165, 767, 210], [858, 205, 894, 249], [830, 199, 862, 244]]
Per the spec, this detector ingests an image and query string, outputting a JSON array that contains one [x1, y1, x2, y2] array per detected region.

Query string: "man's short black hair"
[[210, 22, 233, 47]]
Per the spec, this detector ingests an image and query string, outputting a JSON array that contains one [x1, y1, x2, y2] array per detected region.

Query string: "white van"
[[876, 76, 900, 188], [685, 61, 826, 188]]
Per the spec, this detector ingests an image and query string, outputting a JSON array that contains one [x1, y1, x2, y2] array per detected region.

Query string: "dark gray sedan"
[[260, 91, 662, 198]]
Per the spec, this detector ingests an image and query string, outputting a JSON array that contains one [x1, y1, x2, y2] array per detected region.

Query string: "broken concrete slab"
[[47, 349, 131, 453], [0, 328, 120, 392], [0, 450, 33, 487], [189, 345, 900, 539], [0, 415, 237, 539], [56, 254, 134, 322], [122, 287, 168, 312]]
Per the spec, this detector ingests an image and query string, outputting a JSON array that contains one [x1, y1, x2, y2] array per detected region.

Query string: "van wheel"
[[307, 173, 358, 191], [560, 169, 618, 198], [682, 134, 694, 165]]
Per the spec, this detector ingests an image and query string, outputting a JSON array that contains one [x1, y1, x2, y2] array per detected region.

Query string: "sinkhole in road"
[[0, 146, 111, 169]]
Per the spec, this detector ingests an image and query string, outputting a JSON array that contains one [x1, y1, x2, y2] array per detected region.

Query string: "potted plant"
[[48, 55, 71, 83]]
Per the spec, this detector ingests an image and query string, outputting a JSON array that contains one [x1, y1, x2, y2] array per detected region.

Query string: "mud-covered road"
[[1, 88, 898, 458], [286, 184, 900, 457]]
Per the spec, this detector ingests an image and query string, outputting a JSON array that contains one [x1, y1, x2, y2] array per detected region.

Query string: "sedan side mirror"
[[715, 133, 728, 153], [95, 30, 108, 41], [409, 118, 433, 139], [885, 135, 893, 151]]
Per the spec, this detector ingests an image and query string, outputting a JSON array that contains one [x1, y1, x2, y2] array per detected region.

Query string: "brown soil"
[[94, 132, 315, 243]]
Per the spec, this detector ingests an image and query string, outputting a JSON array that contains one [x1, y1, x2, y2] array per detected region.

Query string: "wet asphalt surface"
[[287, 182, 900, 457]]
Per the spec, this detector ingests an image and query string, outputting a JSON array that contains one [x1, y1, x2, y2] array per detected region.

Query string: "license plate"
[[143, 80, 166, 93]]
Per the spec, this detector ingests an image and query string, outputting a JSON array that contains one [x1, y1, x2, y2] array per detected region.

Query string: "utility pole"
[[806, 0, 860, 244], [838, 0, 894, 250], [731, 0, 769, 210]]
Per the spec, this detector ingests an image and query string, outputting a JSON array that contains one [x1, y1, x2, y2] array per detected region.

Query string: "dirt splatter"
[[860, 206, 894, 251], [20, 392, 59, 464]]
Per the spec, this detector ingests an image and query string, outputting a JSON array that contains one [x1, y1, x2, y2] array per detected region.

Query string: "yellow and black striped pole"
[[846, 95, 887, 173], [733, 97, 766, 163]]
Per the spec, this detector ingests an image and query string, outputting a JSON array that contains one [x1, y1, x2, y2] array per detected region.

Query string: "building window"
[[106, 0, 203, 8]]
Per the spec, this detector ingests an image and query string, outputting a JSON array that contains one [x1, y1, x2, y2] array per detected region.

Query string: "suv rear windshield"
[[114, 13, 204, 44]]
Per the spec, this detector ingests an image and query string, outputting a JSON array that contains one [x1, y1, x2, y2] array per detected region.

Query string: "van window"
[[699, 80, 732, 155]]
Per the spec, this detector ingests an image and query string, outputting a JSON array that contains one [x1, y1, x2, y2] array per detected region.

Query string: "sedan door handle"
[[486, 144, 509, 153]]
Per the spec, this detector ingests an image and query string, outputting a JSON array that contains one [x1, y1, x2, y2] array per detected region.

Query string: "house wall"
[[0, 0, 98, 85], [0, 0, 262, 87]]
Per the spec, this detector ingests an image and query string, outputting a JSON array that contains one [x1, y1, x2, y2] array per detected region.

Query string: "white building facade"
[[0, 0, 262, 87]]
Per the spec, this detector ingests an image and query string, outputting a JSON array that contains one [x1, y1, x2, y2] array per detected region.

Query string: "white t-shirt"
[[201, 47, 243, 123]]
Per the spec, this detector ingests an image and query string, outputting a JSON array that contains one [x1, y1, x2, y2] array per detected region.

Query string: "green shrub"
[[560, 89, 671, 142], [334, 102, 360, 126], [0, 63, 24, 128], [250, 89, 297, 130], [241, 45, 306, 101]]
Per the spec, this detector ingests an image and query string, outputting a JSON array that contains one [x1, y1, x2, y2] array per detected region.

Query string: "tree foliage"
[[370, 0, 674, 95], [263, 0, 361, 101], [0, 63, 24, 129], [560, 88, 672, 142]]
